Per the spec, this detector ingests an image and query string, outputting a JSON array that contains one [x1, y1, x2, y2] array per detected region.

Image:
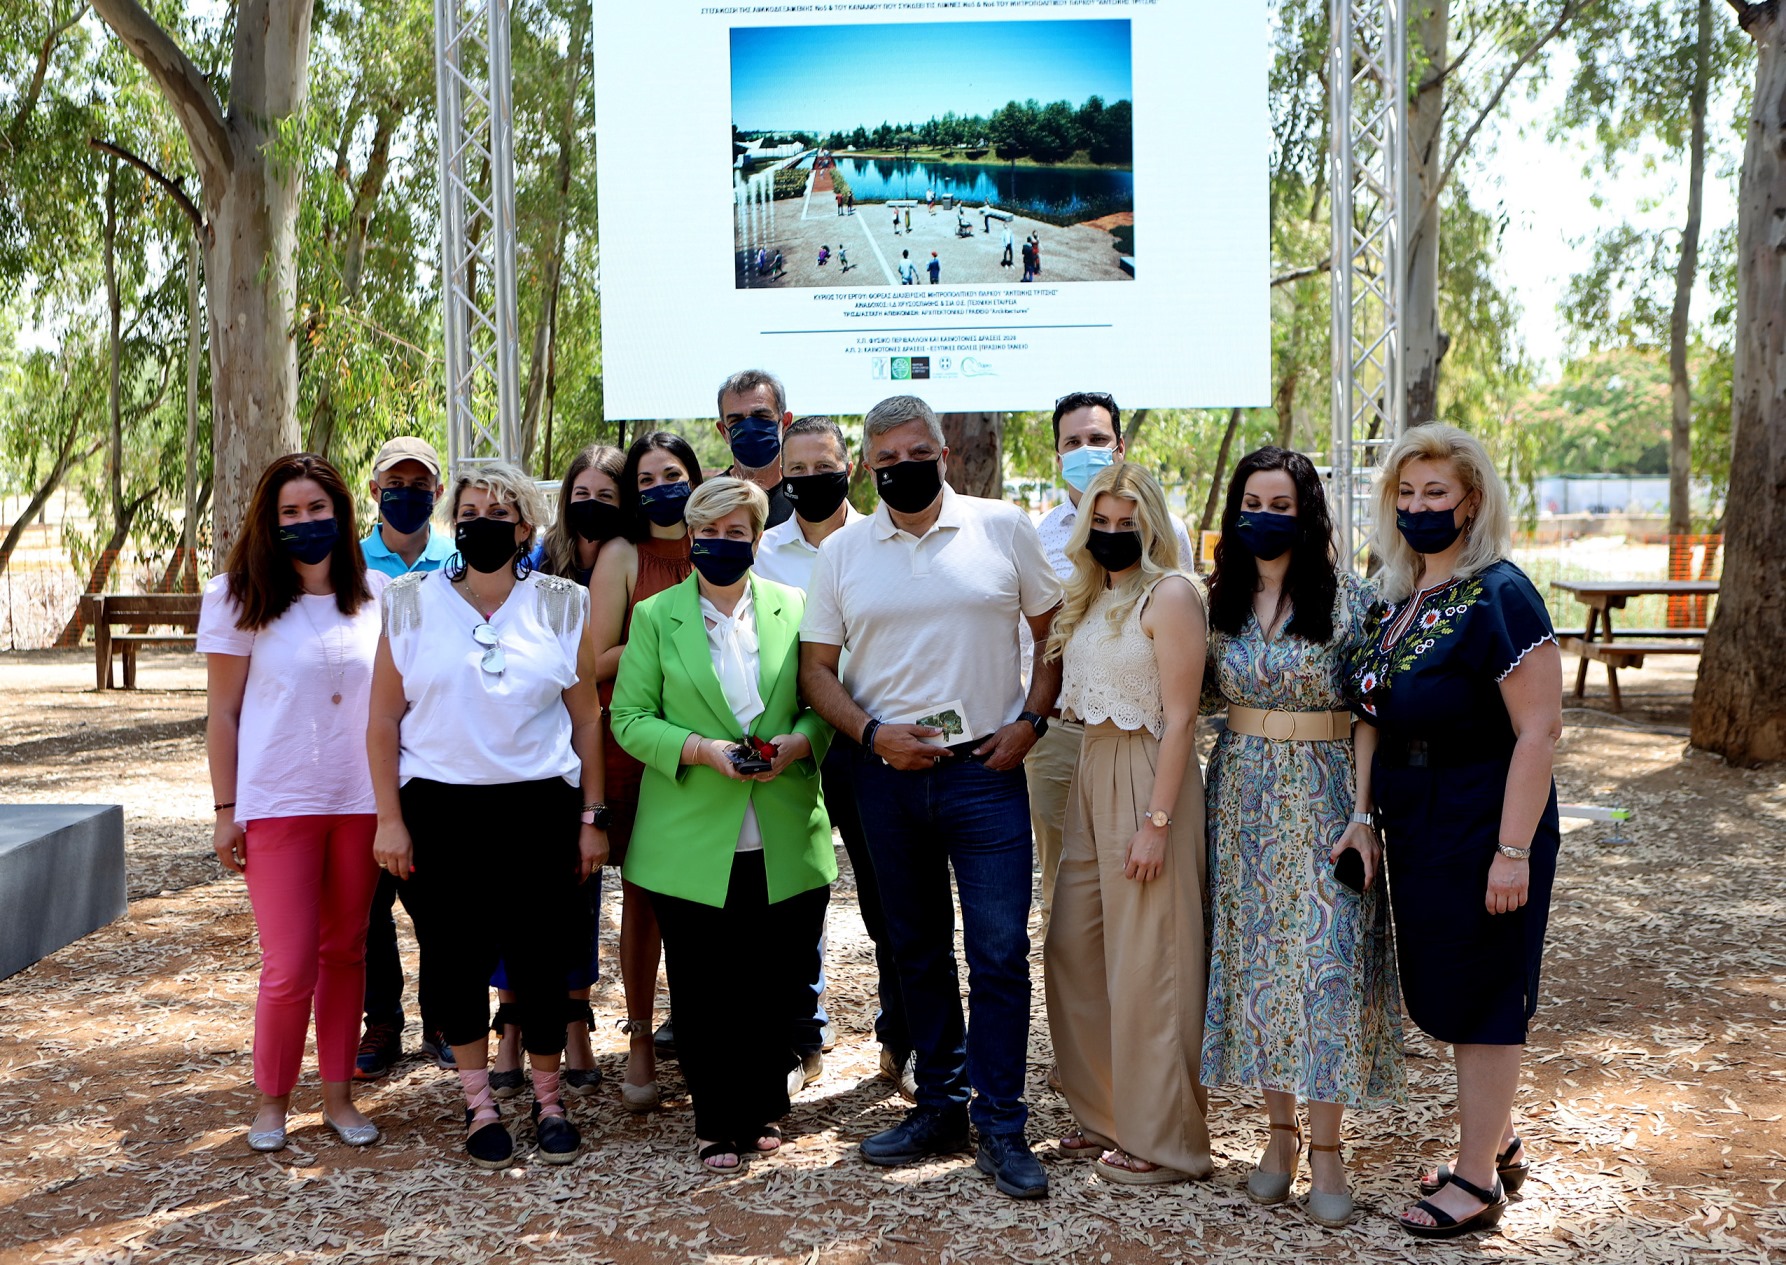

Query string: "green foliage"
[[1511, 347, 1671, 474], [820, 97, 1133, 166], [773, 168, 807, 200]]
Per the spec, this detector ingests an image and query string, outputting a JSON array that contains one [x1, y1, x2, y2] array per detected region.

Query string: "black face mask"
[[379, 486, 435, 536], [1232, 510, 1299, 562], [1085, 528, 1144, 573], [638, 481, 692, 527], [783, 470, 852, 523], [689, 537, 755, 586], [455, 516, 521, 574], [875, 459, 943, 514], [1397, 507, 1465, 555], [279, 518, 339, 565], [566, 497, 626, 543]]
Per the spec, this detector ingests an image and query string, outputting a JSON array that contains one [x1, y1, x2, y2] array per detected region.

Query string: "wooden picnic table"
[[1552, 579, 1718, 712]]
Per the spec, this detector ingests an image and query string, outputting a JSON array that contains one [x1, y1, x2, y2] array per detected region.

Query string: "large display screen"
[[592, 1, 1268, 419]]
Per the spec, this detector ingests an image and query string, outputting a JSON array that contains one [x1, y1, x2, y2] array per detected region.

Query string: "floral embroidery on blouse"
[[1350, 576, 1484, 716]]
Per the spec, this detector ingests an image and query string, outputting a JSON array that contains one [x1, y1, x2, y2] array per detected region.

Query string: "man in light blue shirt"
[[360, 436, 454, 578], [355, 436, 454, 1079]]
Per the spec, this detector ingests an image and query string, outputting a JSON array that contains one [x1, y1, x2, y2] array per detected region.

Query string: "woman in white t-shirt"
[[199, 453, 389, 1154], [367, 461, 609, 1170]]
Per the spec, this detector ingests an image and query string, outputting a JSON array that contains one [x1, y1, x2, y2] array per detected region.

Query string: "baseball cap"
[[371, 437, 442, 480]]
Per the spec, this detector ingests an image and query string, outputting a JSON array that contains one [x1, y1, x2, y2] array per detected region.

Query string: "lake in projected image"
[[805, 155, 1133, 222]]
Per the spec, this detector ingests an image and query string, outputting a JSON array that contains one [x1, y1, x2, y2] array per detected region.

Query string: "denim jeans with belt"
[[852, 749, 1034, 1137]]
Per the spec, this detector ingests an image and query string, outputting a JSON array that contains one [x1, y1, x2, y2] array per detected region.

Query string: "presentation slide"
[[592, 1, 1268, 420]]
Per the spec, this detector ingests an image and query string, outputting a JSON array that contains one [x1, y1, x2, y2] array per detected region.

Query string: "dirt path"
[[0, 650, 1781, 1263]]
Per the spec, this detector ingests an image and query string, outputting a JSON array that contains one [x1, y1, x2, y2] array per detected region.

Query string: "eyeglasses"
[[472, 622, 505, 675], [1055, 391, 1117, 409]]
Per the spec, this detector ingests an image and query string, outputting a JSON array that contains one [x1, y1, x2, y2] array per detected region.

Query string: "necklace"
[[295, 595, 346, 705], [457, 574, 509, 620]]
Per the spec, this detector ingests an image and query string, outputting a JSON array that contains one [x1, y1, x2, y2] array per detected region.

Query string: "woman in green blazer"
[[610, 477, 836, 1172]]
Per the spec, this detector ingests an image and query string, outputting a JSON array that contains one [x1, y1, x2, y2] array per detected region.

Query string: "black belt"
[[944, 738, 986, 760], [1377, 736, 1511, 769]]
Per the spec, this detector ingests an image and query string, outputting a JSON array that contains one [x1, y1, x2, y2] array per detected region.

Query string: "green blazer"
[[611, 573, 836, 907]]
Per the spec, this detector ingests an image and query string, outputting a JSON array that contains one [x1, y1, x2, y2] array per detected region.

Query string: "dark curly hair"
[[1206, 446, 1338, 644]]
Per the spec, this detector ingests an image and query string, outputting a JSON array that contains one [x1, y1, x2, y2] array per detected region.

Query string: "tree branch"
[[7, 2, 89, 142], [1272, 258, 1333, 287], [87, 0, 231, 187], [87, 138, 205, 236], [1725, 0, 1777, 30], [1422, 0, 1600, 220]]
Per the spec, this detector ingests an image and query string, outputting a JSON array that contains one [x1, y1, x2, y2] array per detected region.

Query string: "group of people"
[[200, 374, 1562, 1237]]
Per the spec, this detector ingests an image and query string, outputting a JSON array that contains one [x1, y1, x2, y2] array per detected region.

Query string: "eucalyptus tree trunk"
[[180, 232, 201, 591], [940, 412, 1004, 498], [1691, 1, 1786, 765], [1669, 0, 1714, 540], [89, 0, 314, 566], [1405, 0, 1450, 426]]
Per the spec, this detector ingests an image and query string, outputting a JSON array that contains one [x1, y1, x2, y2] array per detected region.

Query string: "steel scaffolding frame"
[[434, 0, 521, 471], [1330, 0, 1408, 571]]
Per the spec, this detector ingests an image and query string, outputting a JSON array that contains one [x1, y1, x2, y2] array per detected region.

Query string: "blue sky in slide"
[[730, 20, 1132, 134]]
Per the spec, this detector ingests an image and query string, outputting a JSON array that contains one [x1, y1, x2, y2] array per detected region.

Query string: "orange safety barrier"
[[1666, 534, 1721, 627]]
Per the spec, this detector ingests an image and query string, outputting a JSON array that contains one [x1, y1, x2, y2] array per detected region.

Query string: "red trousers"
[[241, 814, 379, 1096]]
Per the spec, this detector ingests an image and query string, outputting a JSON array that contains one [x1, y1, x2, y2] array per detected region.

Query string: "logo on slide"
[[892, 357, 911, 380]]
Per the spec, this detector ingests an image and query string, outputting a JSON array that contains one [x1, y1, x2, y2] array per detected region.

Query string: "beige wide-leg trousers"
[[1044, 720, 1211, 1177]]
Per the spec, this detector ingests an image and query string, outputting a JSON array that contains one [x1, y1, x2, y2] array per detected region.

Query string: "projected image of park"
[[731, 20, 1135, 290]]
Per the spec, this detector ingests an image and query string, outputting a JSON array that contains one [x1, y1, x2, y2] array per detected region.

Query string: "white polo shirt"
[[802, 485, 1063, 742], [753, 503, 864, 592]]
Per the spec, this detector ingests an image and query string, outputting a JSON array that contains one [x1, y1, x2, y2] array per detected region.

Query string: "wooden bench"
[[1557, 636, 1704, 713], [91, 593, 200, 690]]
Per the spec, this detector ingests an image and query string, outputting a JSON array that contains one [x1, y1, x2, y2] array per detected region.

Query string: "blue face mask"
[[728, 416, 782, 471], [1232, 510, 1299, 562], [279, 517, 339, 565], [1397, 507, 1465, 555], [379, 485, 435, 536], [638, 481, 692, 527], [689, 536, 755, 586], [1059, 445, 1117, 493]]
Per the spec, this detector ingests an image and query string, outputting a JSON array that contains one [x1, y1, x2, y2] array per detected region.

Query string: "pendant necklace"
[[297, 593, 346, 704]]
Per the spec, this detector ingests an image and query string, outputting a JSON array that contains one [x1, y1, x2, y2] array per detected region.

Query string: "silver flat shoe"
[[324, 1114, 381, 1147], [247, 1126, 287, 1153]]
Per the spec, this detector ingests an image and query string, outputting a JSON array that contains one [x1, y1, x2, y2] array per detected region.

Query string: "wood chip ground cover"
[[0, 651, 1781, 1263]]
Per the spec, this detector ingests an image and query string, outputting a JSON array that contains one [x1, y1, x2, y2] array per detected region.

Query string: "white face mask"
[[1060, 445, 1117, 492]]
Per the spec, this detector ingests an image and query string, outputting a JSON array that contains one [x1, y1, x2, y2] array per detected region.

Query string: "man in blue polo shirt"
[[355, 436, 454, 1078], [360, 436, 455, 578]]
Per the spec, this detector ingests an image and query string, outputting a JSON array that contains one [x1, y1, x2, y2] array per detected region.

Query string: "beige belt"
[[1224, 705, 1353, 742]]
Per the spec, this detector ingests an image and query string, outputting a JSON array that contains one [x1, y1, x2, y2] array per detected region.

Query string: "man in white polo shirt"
[[756, 416, 914, 1100], [800, 395, 1063, 1200], [1027, 392, 1196, 929]]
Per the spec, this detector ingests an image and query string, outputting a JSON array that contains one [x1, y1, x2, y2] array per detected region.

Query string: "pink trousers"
[[241, 814, 380, 1096]]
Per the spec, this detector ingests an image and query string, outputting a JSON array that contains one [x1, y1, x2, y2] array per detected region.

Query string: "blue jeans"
[[853, 751, 1034, 1136]]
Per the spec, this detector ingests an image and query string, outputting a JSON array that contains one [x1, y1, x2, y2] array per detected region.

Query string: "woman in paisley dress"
[[1200, 447, 1404, 1228], [1043, 462, 1212, 1185], [1349, 424, 1562, 1239]]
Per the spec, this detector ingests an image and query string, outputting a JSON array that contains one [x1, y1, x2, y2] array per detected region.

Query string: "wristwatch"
[[1496, 842, 1532, 860], [1146, 810, 1171, 828], [580, 803, 613, 830], [1350, 811, 1375, 827], [1019, 710, 1050, 738]]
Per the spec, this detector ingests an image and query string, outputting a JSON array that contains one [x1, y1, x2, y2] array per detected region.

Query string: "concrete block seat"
[[0, 805, 126, 980]]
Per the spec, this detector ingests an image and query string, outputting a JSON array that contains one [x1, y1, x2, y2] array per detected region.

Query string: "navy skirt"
[[1375, 756, 1559, 1045]]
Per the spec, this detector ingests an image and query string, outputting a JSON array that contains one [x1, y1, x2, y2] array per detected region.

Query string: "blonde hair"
[[685, 476, 770, 537], [1372, 423, 1512, 602], [448, 460, 548, 549], [1045, 462, 1184, 662]]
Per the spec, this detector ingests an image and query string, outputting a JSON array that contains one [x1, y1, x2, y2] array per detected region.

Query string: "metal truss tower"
[[1330, 0, 1408, 571], [434, 0, 522, 470]]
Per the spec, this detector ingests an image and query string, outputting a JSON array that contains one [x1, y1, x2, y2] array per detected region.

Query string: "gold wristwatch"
[[1146, 810, 1171, 828]]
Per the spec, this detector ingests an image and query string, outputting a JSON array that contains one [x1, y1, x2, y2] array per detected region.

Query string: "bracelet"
[[861, 717, 882, 753], [1349, 810, 1374, 827], [582, 802, 607, 812], [213, 801, 235, 812], [1497, 843, 1532, 860]]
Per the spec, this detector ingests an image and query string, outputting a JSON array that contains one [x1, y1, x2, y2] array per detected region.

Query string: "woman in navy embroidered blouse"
[[1348, 425, 1563, 1239]]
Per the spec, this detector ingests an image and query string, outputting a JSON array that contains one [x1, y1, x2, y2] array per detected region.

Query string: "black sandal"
[[1419, 1136, 1530, 1196], [745, 1126, 783, 1155], [698, 1141, 744, 1172], [1400, 1172, 1507, 1239]]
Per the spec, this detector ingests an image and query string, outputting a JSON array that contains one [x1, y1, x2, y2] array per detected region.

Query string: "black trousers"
[[362, 869, 441, 1034], [819, 740, 909, 1055], [652, 852, 829, 1143], [399, 777, 588, 1055]]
